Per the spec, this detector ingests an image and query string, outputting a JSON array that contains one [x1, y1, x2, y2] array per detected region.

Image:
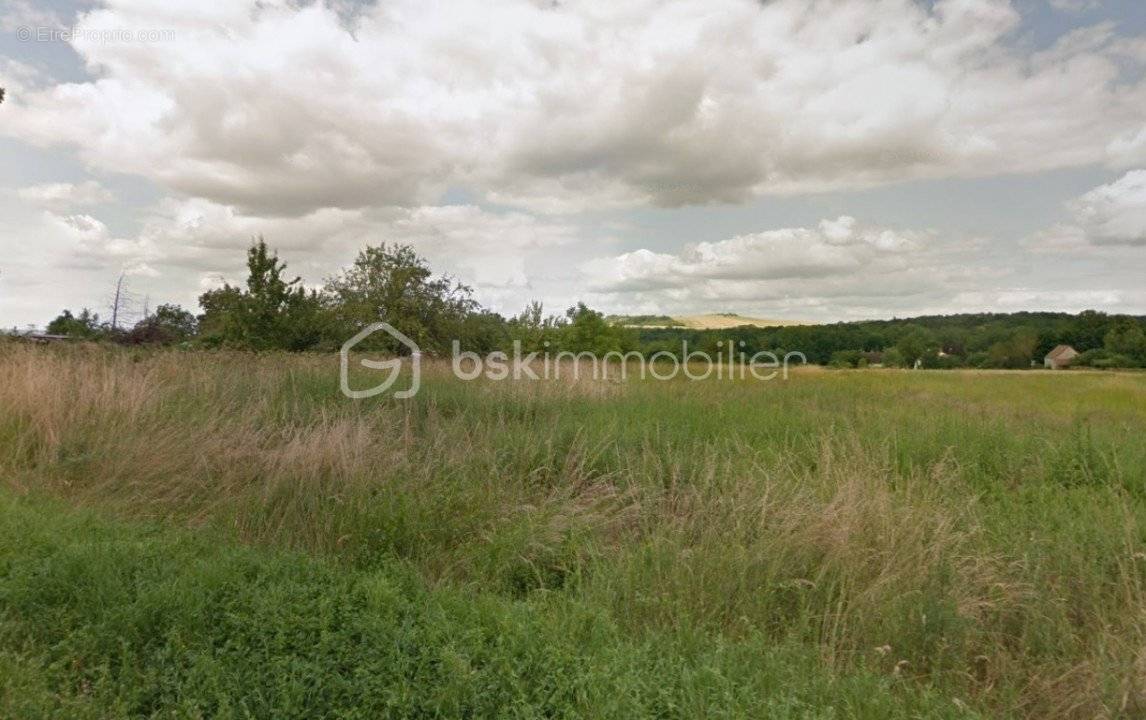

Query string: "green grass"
[[0, 494, 974, 719], [1, 344, 1145, 717]]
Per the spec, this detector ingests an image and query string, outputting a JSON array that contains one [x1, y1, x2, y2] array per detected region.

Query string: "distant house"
[[1044, 344, 1079, 370]]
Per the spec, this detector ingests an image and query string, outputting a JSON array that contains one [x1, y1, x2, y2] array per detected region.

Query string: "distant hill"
[[674, 314, 809, 329], [611, 313, 809, 329]]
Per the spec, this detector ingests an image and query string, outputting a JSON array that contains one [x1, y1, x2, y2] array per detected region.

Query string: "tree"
[[938, 327, 970, 357], [986, 327, 1039, 369], [1065, 309, 1109, 351], [894, 325, 938, 367], [109, 273, 128, 331], [323, 244, 478, 354], [242, 239, 321, 350], [1104, 320, 1146, 365], [455, 310, 511, 354], [197, 285, 246, 346], [881, 347, 906, 368], [507, 301, 565, 353], [829, 350, 862, 368], [198, 238, 322, 350], [559, 303, 635, 354], [126, 304, 198, 344], [46, 308, 103, 339], [154, 303, 198, 338]]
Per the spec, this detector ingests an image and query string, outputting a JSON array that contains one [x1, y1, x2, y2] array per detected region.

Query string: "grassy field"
[[2, 343, 1145, 718], [613, 313, 808, 328]]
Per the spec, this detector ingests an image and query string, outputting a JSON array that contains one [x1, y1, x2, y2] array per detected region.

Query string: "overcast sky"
[[2, 0, 1145, 329]]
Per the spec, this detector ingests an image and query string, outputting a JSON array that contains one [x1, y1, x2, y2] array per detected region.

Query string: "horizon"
[[2, 0, 1145, 328]]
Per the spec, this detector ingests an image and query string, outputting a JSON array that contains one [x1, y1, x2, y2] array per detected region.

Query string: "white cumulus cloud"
[[1028, 170, 1146, 249], [1069, 170, 1146, 246]]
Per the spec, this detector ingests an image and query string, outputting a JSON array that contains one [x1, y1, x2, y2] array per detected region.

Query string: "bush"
[[881, 347, 906, 368], [931, 354, 966, 369], [123, 305, 198, 345], [829, 350, 862, 368], [1073, 349, 1139, 369]]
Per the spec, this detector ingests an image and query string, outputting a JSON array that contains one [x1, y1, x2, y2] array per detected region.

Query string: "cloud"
[[3, 0, 1146, 214], [17, 181, 114, 209], [586, 217, 924, 291], [1027, 170, 1146, 249], [44, 211, 158, 275], [578, 216, 985, 319], [0, 0, 65, 32], [378, 205, 578, 308], [951, 288, 1122, 311], [1069, 170, 1146, 245], [1109, 127, 1146, 167]]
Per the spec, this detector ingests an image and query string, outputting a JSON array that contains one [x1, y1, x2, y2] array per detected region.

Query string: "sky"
[[1, 0, 1145, 330]]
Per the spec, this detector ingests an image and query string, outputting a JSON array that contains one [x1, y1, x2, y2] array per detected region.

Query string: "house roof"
[[1045, 344, 1078, 360]]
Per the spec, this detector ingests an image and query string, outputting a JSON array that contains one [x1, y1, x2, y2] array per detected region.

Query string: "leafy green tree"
[[243, 239, 320, 350], [46, 308, 103, 339], [829, 350, 861, 368], [507, 301, 565, 352], [881, 347, 906, 368], [1065, 309, 1109, 351], [1104, 320, 1146, 365], [559, 303, 636, 354], [455, 310, 511, 354], [937, 327, 970, 357], [986, 327, 1039, 369], [197, 285, 246, 346], [198, 238, 321, 350], [126, 304, 198, 344], [894, 325, 938, 367], [153, 304, 199, 338], [323, 244, 477, 353]]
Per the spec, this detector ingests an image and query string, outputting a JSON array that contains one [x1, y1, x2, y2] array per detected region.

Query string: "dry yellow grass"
[[619, 313, 809, 328], [672, 313, 809, 329]]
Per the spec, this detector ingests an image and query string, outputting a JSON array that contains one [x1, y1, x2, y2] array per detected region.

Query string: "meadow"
[[1, 342, 1145, 718]]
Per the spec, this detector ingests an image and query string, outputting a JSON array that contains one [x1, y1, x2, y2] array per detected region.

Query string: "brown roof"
[[1045, 344, 1078, 360]]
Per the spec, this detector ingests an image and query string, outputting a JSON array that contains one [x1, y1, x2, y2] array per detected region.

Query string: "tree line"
[[30, 238, 1146, 369], [639, 311, 1146, 369], [38, 239, 635, 356]]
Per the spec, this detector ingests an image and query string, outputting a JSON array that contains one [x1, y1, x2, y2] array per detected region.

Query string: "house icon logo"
[[340, 322, 421, 399]]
